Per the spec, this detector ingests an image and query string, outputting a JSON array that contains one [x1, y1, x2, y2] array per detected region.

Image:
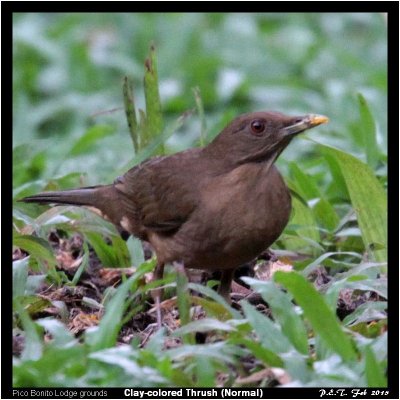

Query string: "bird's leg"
[[218, 269, 234, 303], [152, 261, 165, 328], [173, 261, 188, 280]]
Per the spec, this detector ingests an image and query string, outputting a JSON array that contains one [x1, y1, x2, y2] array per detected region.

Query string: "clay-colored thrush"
[[20, 112, 328, 307]]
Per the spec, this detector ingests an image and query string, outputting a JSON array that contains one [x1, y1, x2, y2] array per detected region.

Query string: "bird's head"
[[206, 111, 329, 165]]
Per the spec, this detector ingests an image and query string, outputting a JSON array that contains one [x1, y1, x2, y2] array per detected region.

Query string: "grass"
[[12, 13, 388, 388]]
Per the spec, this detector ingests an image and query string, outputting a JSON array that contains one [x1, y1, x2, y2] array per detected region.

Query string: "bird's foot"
[[151, 262, 165, 329], [154, 290, 162, 329]]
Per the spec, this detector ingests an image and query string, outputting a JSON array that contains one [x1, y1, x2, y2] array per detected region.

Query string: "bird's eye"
[[250, 120, 265, 135]]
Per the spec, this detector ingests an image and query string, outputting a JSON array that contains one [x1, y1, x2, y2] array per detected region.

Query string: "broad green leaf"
[[13, 345, 87, 388], [350, 320, 387, 339], [288, 162, 320, 200], [126, 236, 145, 267], [195, 356, 216, 387], [321, 149, 349, 200], [13, 235, 56, 268], [191, 295, 233, 321], [13, 146, 47, 186], [188, 283, 242, 320], [325, 262, 385, 311], [231, 337, 283, 367], [145, 327, 167, 354], [13, 346, 86, 387], [17, 295, 52, 317], [173, 318, 235, 336], [302, 251, 362, 277], [370, 332, 387, 364], [13, 143, 31, 165], [312, 198, 339, 232], [166, 343, 235, 364], [274, 271, 357, 361], [288, 181, 338, 234], [312, 354, 362, 385], [36, 318, 76, 346], [68, 125, 115, 156], [13, 207, 35, 227], [333, 261, 384, 280], [44, 172, 84, 191], [26, 274, 47, 295], [14, 299, 43, 361], [285, 196, 320, 253], [364, 346, 387, 387], [341, 278, 387, 299], [317, 142, 387, 263], [281, 352, 312, 383], [68, 208, 120, 237], [241, 301, 292, 354], [357, 93, 379, 169], [243, 278, 308, 355], [89, 346, 166, 385], [13, 258, 29, 298]]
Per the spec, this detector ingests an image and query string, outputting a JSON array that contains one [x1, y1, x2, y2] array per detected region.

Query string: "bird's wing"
[[114, 152, 200, 234]]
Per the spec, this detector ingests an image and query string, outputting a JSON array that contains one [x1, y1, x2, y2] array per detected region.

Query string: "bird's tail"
[[19, 185, 111, 209], [19, 184, 132, 235]]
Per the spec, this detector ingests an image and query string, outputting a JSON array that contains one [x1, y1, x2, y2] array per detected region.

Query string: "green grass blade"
[[193, 86, 206, 146], [123, 76, 139, 152], [143, 44, 164, 153], [274, 271, 357, 362], [89, 260, 155, 351], [70, 242, 89, 286], [84, 231, 117, 267], [175, 265, 194, 344], [115, 110, 192, 177]]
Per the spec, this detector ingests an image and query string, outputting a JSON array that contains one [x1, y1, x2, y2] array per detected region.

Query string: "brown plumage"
[[20, 111, 328, 304]]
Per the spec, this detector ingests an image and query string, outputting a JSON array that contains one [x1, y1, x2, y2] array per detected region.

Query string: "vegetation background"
[[12, 13, 388, 389]]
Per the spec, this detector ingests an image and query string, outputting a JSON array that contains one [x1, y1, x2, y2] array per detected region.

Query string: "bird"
[[20, 111, 328, 324]]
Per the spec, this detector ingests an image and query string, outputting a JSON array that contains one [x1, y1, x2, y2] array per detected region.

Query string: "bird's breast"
[[172, 163, 292, 270]]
